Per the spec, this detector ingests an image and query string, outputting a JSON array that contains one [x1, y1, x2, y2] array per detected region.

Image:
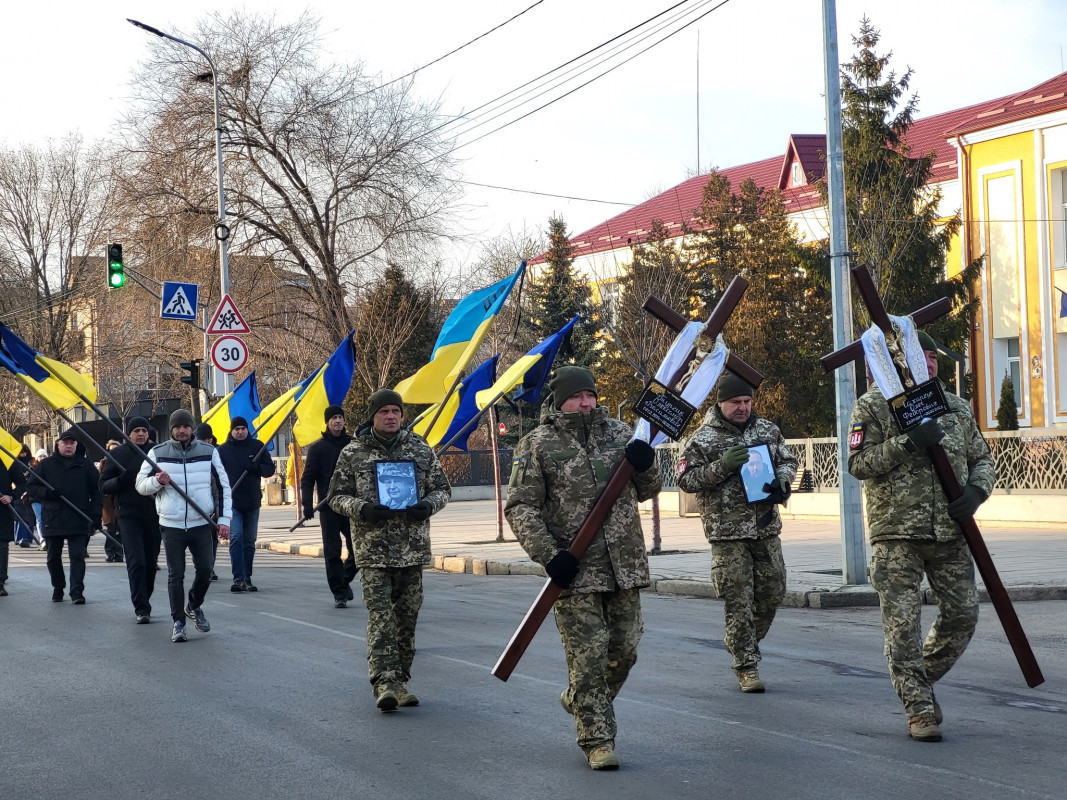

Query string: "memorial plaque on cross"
[[822, 264, 1043, 688], [492, 275, 764, 681]]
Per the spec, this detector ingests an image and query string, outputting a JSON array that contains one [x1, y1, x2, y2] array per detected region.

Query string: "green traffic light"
[[109, 270, 125, 288]]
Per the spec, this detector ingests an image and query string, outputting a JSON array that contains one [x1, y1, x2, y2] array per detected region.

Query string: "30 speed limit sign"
[[210, 335, 249, 373]]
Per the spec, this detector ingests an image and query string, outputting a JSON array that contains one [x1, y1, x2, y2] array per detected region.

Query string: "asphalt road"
[[2, 549, 1065, 800]]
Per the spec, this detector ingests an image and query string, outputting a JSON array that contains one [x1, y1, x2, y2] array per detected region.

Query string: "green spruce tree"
[[996, 371, 1019, 430]]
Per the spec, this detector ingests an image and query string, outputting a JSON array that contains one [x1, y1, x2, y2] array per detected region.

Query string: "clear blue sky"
[[3, 0, 1065, 271]]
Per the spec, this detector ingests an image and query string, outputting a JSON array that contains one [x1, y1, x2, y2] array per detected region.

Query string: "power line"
[[458, 179, 635, 206]]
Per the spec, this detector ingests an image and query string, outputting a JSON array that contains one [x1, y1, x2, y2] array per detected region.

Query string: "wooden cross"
[[822, 264, 1043, 688], [492, 275, 762, 681]]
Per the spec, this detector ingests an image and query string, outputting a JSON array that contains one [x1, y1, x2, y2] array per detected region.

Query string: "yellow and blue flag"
[[394, 263, 524, 404], [292, 334, 356, 447], [0, 425, 23, 468], [475, 316, 578, 409], [203, 372, 263, 444], [0, 324, 97, 410], [413, 355, 498, 450]]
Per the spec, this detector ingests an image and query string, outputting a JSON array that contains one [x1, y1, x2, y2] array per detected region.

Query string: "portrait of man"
[[740, 444, 776, 503], [376, 461, 419, 510]]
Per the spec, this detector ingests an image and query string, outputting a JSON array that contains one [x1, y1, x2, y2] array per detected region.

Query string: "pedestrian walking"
[[217, 417, 275, 593]]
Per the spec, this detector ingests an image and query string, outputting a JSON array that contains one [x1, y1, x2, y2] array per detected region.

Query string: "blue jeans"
[[229, 507, 260, 583]]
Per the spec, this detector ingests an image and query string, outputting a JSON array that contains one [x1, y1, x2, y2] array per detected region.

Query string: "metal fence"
[[439, 448, 514, 487]]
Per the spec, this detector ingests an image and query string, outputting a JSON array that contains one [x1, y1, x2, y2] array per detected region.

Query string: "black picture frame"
[[375, 460, 419, 510], [739, 443, 777, 504]]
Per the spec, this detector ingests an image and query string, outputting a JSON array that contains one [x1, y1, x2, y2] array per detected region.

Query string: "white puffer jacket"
[[136, 438, 232, 529]]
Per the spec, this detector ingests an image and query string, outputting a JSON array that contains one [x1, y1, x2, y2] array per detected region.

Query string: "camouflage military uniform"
[[505, 404, 662, 755], [328, 426, 451, 694], [847, 383, 995, 719], [677, 406, 797, 671]]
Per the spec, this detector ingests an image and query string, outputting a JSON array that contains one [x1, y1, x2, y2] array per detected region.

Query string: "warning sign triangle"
[[206, 294, 251, 335]]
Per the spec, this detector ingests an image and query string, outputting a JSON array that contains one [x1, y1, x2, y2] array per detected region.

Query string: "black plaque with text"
[[889, 378, 951, 433], [633, 380, 697, 440]]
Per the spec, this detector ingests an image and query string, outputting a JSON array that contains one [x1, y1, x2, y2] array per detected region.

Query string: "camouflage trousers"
[[554, 588, 643, 754], [358, 566, 424, 691], [710, 537, 786, 671], [869, 538, 979, 717]]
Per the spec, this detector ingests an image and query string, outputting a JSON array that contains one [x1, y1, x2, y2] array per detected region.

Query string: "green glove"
[[947, 485, 985, 520], [721, 445, 750, 472]]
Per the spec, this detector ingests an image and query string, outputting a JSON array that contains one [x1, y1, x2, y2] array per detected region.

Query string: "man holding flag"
[[328, 389, 451, 712], [218, 418, 275, 593]]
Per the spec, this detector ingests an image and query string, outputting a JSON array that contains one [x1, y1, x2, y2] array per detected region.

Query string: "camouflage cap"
[[378, 461, 413, 478]]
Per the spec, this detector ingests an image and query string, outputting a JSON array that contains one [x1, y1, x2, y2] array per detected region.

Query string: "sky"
[[3, 0, 1066, 276]]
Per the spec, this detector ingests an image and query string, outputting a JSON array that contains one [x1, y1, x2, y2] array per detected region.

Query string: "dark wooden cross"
[[492, 275, 764, 681], [822, 264, 1044, 688]]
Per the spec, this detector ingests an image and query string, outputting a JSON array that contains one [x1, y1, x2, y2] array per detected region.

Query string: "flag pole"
[[432, 389, 509, 455], [0, 440, 121, 548], [52, 407, 126, 472]]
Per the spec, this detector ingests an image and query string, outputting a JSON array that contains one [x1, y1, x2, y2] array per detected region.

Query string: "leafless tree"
[[121, 10, 461, 347]]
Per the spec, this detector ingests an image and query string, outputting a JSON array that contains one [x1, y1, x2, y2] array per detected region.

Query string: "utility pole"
[[821, 0, 867, 584]]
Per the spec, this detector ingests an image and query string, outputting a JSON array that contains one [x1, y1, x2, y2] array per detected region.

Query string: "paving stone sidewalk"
[[255, 500, 1067, 608]]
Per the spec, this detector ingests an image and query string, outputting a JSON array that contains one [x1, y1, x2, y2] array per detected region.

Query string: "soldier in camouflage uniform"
[[848, 331, 994, 742], [504, 366, 662, 771], [328, 389, 451, 713], [677, 373, 797, 693]]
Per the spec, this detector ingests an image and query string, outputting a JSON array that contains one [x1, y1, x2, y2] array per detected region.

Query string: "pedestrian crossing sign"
[[160, 282, 200, 321]]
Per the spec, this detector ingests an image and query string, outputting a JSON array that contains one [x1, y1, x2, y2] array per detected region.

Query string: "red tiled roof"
[[535, 72, 1067, 265]]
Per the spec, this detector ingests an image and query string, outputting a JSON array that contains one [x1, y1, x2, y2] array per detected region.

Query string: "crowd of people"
[[0, 330, 996, 767]]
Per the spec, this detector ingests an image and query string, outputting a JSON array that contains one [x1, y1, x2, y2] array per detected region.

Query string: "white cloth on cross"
[[633, 323, 729, 447], [860, 314, 930, 399]]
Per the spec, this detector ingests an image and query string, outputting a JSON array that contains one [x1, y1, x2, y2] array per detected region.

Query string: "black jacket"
[[99, 442, 159, 521], [29, 452, 102, 537], [217, 435, 276, 512], [0, 461, 20, 542], [300, 429, 352, 517]]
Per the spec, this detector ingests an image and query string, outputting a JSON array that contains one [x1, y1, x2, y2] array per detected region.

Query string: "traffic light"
[[106, 243, 125, 288], [180, 360, 202, 420]]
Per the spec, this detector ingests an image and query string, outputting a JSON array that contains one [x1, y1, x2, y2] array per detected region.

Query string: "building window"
[[599, 281, 619, 329], [1006, 337, 1022, 410], [792, 162, 804, 186]]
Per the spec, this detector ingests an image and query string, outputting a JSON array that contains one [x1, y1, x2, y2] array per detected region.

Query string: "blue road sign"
[[160, 281, 200, 321]]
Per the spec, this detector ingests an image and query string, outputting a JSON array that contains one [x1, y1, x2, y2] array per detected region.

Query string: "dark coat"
[[300, 429, 351, 517], [0, 461, 19, 542], [29, 452, 102, 537], [217, 435, 276, 512], [99, 442, 159, 521]]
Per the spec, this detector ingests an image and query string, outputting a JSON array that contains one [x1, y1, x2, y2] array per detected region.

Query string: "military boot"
[[736, 668, 765, 693], [560, 690, 574, 715], [931, 692, 944, 725], [907, 712, 942, 742], [397, 684, 419, 707], [375, 684, 399, 713], [586, 745, 619, 771]]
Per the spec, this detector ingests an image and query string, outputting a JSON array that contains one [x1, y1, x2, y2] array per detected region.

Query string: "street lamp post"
[[128, 18, 233, 399]]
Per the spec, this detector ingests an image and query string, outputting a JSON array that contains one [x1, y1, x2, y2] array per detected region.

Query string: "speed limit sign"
[[210, 335, 249, 373]]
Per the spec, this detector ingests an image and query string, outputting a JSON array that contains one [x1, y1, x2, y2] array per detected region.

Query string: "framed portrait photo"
[[375, 460, 420, 510], [738, 443, 777, 505]]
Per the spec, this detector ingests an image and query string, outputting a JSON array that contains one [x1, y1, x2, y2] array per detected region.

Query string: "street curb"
[[256, 540, 1067, 608]]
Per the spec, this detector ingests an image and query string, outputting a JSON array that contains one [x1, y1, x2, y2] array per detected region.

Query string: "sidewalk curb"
[[256, 539, 1067, 608]]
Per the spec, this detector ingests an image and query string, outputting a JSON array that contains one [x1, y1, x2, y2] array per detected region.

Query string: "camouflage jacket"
[[847, 383, 995, 544], [327, 426, 451, 568], [504, 404, 662, 593], [676, 406, 797, 541]]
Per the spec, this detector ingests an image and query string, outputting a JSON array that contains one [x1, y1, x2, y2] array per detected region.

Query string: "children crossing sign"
[[160, 282, 199, 321], [207, 294, 251, 335]]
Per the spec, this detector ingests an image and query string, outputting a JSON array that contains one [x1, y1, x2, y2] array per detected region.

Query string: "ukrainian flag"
[[0, 324, 97, 410], [412, 355, 498, 449], [474, 316, 578, 409], [0, 425, 23, 468], [202, 372, 263, 444], [291, 334, 356, 447], [394, 263, 524, 404]]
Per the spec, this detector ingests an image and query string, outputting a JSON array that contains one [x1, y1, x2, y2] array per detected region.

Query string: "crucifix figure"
[[493, 276, 763, 684], [822, 264, 1042, 739]]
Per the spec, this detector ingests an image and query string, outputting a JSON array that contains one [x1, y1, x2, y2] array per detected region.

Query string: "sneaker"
[[334, 597, 347, 608], [17, 540, 30, 548], [211, 571, 219, 581], [586, 745, 620, 770], [39, 541, 48, 550], [907, 712, 942, 742], [52, 588, 64, 602], [560, 691, 574, 715], [135, 614, 151, 624], [71, 594, 86, 605], [737, 669, 765, 693], [397, 685, 419, 707], [375, 686, 399, 713], [245, 580, 258, 592], [231, 581, 247, 593], [931, 692, 944, 725], [171, 620, 188, 642], [185, 604, 210, 632]]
